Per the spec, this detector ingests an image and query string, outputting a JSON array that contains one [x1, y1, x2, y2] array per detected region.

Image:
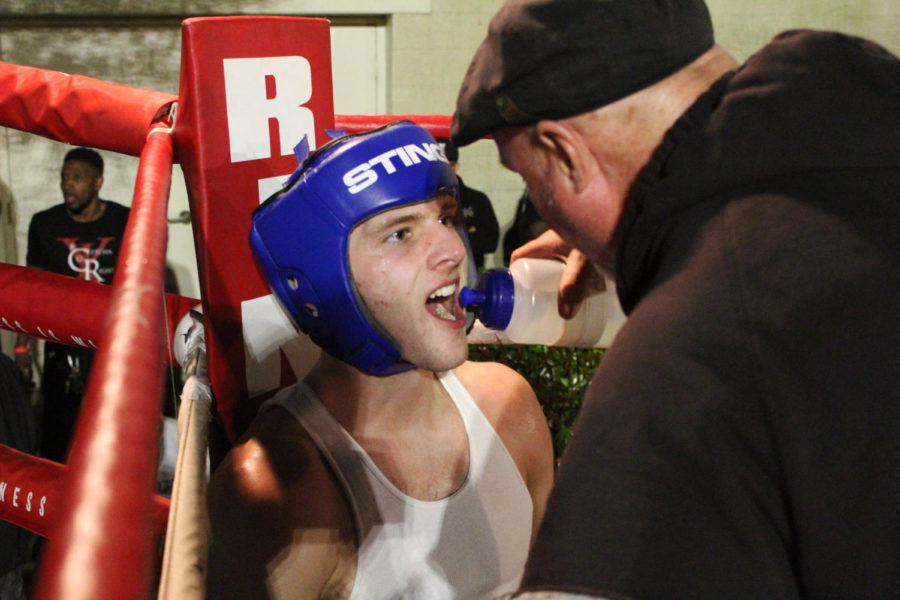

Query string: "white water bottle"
[[461, 258, 626, 348]]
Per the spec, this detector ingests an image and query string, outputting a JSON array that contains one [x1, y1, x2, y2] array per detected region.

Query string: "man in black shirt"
[[16, 147, 129, 462]]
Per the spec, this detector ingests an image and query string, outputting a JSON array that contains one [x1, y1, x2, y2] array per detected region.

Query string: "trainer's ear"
[[533, 120, 597, 195], [531, 120, 621, 253]]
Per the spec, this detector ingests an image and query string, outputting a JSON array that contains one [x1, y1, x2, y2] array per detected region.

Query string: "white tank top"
[[262, 370, 533, 599]]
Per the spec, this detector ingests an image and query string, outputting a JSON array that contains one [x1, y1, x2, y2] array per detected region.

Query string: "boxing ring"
[[0, 16, 452, 599]]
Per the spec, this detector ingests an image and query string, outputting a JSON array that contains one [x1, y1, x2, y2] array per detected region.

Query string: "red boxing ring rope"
[[0, 61, 177, 158], [334, 114, 453, 139], [32, 127, 174, 600], [0, 444, 170, 540], [0, 262, 198, 367]]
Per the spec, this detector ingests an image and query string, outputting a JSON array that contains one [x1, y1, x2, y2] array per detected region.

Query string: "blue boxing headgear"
[[250, 121, 477, 376]]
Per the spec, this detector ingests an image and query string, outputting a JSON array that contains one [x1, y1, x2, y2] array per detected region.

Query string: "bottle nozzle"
[[458, 269, 514, 330], [459, 286, 484, 309]]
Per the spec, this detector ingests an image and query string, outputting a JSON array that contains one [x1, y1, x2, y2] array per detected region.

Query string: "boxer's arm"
[[206, 411, 356, 599]]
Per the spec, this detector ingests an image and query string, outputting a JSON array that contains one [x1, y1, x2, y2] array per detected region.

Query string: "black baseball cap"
[[451, 0, 715, 146]]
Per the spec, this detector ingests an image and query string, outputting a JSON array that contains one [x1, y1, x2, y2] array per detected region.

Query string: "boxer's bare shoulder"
[[206, 405, 357, 599]]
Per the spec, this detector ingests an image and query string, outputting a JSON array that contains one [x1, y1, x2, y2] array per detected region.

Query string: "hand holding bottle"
[[510, 230, 603, 319]]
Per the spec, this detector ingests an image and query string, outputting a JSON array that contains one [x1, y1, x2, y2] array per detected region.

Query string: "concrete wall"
[[1, 0, 898, 354]]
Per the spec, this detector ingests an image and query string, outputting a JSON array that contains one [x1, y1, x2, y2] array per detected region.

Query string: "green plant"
[[468, 344, 604, 465]]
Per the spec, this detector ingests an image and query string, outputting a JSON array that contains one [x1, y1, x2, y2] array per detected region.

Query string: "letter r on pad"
[[223, 56, 316, 163]]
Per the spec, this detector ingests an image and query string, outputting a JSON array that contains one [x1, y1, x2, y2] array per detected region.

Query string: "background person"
[[451, 0, 900, 598], [501, 190, 547, 266], [0, 214, 38, 600], [15, 147, 129, 462], [206, 122, 553, 599]]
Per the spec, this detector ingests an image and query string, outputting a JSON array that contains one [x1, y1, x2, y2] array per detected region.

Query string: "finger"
[[558, 249, 605, 319], [510, 229, 571, 263]]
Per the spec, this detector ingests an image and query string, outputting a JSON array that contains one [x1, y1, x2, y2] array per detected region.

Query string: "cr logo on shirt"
[[58, 237, 115, 282]]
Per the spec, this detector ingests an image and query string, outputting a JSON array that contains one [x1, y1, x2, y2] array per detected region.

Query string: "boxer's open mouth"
[[427, 282, 459, 321]]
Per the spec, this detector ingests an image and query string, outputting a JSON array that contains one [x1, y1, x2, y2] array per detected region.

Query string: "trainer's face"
[[348, 194, 469, 373], [60, 159, 102, 216], [494, 126, 612, 266]]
